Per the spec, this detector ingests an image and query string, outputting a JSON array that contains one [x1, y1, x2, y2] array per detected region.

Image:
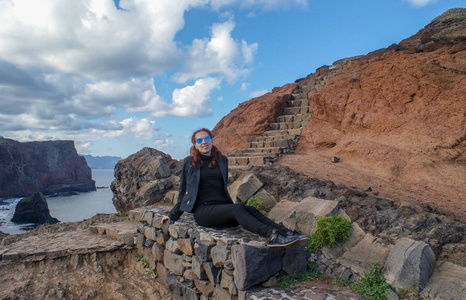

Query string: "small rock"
[[330, 156, 340, 163]]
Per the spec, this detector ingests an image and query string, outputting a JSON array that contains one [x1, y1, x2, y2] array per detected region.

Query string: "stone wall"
[[134, 207, 308, 299], [133, 199, 465, 300]]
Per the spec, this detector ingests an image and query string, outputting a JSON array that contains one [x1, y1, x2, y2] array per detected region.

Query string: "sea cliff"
[[0, 138, 96, 197]]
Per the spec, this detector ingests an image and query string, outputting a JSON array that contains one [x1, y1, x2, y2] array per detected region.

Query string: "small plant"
[[352, 260, 389, 300], [275, 261, 325, 288], [125, 217, 131, 221], [396, 287, 423, 299], [306, 215, 352, 251], [275, 273, 298, 288], [246, 197, 266, 215], [135, 254, 157, 279], [300, 261, 326, 281], [332, 278, 353, 287]]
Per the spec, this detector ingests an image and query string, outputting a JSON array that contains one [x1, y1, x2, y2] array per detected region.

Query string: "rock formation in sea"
[[0, 138, 96, 197], [11, 192, 60, 225]]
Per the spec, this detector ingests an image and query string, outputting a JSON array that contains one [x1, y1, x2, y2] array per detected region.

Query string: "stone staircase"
[[228, 71, 333, 166]]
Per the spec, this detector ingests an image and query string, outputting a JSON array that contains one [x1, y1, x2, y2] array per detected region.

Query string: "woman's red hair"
[[190, 128, 222, 170]]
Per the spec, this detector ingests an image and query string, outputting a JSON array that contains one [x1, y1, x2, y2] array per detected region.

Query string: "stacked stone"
[[134, 208, 307, 300], [228, 71, 334, 167]]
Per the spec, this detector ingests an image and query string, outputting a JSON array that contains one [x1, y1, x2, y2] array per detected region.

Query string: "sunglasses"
[[195, 136, 211, 144]]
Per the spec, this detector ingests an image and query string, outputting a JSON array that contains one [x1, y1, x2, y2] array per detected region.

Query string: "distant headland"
[[0, 138, 96, 198]]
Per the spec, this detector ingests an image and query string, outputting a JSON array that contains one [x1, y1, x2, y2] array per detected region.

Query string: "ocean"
[[0, 169, 117, 235]]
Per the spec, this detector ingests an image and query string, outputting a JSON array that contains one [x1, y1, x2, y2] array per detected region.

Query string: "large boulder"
[[11, 192, 60, 225], [420, 260, 466, 300], [384, 238, 436, 291], [232, 244, 284, 290], [267, 197, 340, 235], [0, 138, 95, 197], [111, 147, 182, 213]]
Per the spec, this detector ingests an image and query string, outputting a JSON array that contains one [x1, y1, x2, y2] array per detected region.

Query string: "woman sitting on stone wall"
[[161, 128, 309, 247]]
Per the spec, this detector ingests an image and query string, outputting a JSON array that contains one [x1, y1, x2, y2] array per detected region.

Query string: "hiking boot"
[[283, 230, 311, 247], [267, 229, 303, 248]]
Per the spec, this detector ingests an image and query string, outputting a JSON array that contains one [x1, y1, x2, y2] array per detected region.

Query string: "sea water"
[[0, 169, 117, 235]]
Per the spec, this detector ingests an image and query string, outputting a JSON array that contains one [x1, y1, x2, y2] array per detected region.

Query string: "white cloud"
[[1, 0, 303, 156], [0, 0, 209, 79], [241, 82, 250, 91], [77, 142, 92, 154], [174, 21, 258, 83], [406, 0, 438, 7], [152, 78, 221, 117], [217, 96, 224, 102], [154, 139, 175, 149], [250, 89, 268, 98]]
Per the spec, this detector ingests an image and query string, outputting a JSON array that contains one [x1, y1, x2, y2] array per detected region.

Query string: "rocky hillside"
[[0, 138, 96, 197], [212, 8, 466, 221]]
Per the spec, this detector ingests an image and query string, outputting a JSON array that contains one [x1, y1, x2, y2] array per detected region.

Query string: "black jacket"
[[168, 155, 233, 221]]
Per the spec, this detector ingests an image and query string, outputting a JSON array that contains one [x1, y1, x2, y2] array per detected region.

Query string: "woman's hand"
[[161, 216, 170, 224]]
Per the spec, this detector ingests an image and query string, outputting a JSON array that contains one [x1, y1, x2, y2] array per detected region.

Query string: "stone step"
[[287, 98, 310, 108], [291, 93, 305, 100], [228, 155, 278, 166], [234, 147, 283, 156], [287, 99, 303, 107], [276, 114, 312, 124], [230, 152, 280, 158], [247, 139, 290, 149], [269, 121, 303, 131], [283, 106, 310, 115], [252, 134, 298, 143], [262, 128, 302, 137]]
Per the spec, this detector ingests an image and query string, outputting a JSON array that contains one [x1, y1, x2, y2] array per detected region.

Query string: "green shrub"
[[246, 197, 266, 215], [352, 260, 389, 300], [306, 215, 352, 251]]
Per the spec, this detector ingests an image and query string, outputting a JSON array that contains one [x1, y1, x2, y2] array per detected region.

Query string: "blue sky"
[[0, 0, 463, 160]]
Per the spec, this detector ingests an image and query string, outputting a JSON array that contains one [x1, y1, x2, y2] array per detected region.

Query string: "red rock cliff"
[[0, 138, 96, 197], [213, 8, 466, 219]]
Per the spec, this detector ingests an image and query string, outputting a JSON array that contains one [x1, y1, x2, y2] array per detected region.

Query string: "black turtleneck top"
[[195, 154, 229, 208]]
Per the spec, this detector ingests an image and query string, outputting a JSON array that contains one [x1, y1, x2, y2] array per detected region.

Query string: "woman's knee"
[[245, 205, 260, 214]]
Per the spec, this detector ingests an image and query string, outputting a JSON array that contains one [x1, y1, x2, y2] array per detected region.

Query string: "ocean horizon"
[[0, 169, 117, 235]]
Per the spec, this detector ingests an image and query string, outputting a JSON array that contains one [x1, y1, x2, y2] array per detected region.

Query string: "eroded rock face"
[[0, 138, 95, 197], [111, 147, 182, 213], [11, 192, 60, 225], [212, 9, 466, 219], [296, 12, 466, 217], [212, 83, 297, 154]]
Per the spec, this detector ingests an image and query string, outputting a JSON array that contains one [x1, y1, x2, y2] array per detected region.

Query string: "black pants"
[[193, 203, 287, 238]]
